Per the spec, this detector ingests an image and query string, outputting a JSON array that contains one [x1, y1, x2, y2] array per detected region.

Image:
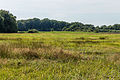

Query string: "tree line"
[[0, 10, 120, 33], [17, 18, 96, 32], [17, 18, 120, 33]]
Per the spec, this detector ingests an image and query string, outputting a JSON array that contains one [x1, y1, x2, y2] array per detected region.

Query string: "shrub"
[[18, 31, 26, 33], [28, 29, 39, 33], [99, 36, 107, 40]]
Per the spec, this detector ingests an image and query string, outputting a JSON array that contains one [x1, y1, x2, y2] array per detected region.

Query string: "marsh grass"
[[0, 42, 81, 62], [0, 44, 12, 58], [0, 32, 119, 80]]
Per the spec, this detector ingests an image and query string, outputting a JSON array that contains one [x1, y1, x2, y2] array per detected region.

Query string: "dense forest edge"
[[1, 10, 120, 33], [17, 18, 120, 33]]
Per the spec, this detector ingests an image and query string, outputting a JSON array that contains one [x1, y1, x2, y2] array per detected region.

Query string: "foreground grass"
[[0, 32, 120, 80]]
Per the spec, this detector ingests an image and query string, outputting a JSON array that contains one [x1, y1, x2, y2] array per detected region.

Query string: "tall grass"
[[0, 32, 119, 80]]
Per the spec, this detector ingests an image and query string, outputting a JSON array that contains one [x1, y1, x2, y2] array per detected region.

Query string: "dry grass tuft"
[[107, 53, 120, 64]]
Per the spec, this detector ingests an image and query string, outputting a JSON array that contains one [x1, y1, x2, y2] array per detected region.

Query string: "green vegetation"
[[28, 29, 39, 33], [0, 10, 17, 33], [0, 32, 120, 79], [0, 10, 120, 33], [0, 10, 120, 79], [18, 18, 120, 33]]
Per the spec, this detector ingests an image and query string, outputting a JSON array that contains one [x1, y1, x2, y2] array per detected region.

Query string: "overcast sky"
[[0, 0, 120, 26]]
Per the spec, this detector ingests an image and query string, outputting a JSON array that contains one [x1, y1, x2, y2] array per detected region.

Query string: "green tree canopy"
[[0, 10, 17, 33]]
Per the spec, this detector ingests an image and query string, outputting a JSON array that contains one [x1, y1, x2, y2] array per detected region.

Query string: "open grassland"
[[0, 32, 120, 80]]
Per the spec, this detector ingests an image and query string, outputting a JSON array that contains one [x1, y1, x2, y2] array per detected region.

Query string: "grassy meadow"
[[0, 31, 120, 80]]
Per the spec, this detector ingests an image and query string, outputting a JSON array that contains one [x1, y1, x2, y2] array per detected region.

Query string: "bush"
[[99, 36, 107, 40], [28, 29, 39, 33], [18, 31, 26, 33]]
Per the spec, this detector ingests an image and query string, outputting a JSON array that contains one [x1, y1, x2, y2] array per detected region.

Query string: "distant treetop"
[[0, 10, 17, 33]]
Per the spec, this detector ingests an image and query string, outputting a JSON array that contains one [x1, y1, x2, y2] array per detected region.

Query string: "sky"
[[0, 0, 120, 26]]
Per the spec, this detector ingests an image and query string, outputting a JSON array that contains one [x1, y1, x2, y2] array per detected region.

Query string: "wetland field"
[[0, 32, 120, 80]]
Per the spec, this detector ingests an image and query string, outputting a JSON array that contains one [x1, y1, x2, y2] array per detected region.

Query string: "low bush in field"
[[18, 31, 27, 33], [99, 36, 108, 40], [28, 29, 39, 33]]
